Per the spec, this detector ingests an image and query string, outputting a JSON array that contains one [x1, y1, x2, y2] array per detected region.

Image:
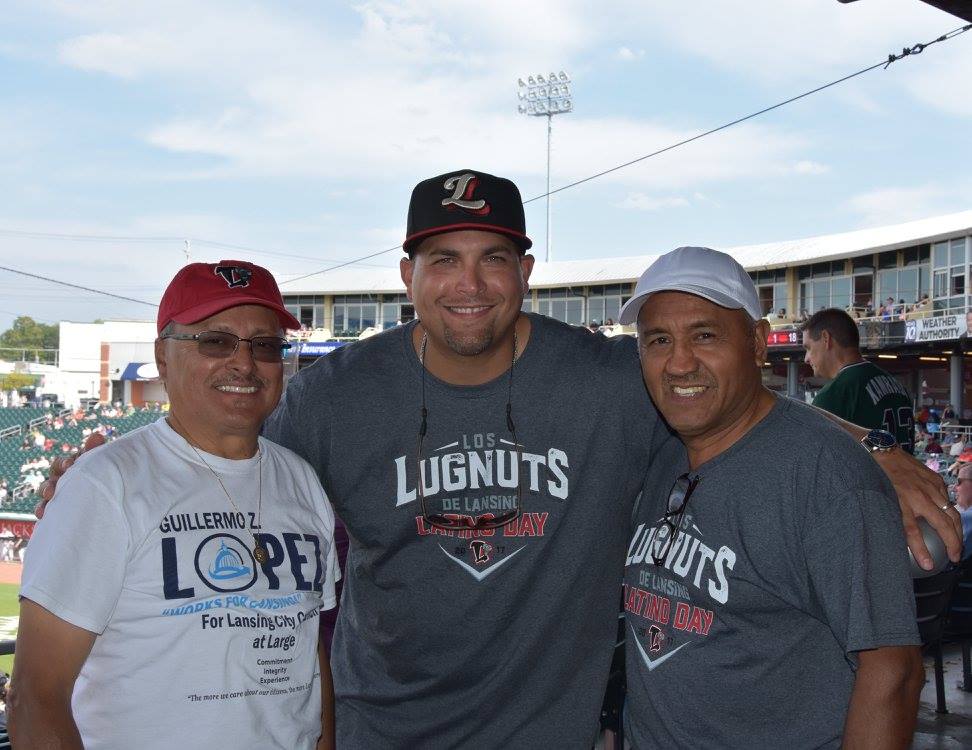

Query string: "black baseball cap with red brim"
[[403, 169, 533, 254]]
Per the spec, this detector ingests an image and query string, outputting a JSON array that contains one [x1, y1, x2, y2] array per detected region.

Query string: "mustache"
[[662, 374, 715, 388]]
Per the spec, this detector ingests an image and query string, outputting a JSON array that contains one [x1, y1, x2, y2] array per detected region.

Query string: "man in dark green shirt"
[[803, 308, 915, 453]]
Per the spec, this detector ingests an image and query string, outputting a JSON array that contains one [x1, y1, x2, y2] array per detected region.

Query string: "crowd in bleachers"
[[765, 294, 934, 329], [0, 404, 166, 515]]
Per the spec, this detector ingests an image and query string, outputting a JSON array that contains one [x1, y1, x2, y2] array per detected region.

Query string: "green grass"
[[0, 582, 19, 676]]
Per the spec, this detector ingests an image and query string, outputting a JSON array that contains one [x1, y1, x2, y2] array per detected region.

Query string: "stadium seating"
[[0, 407, 166, 514], [0, 407, 49, 431]]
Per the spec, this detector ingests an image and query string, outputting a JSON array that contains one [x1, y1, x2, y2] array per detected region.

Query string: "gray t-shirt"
[[264, 313, 662, 748], [623, 394, 920, 749]]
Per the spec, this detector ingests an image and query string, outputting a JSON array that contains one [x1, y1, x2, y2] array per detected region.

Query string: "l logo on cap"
[[214, 265, 252, 289], [441, 173, 491, 216]]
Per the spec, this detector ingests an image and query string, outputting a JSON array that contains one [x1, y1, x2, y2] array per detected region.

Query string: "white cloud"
[[620, 194, 689, 211], [844, 184, 970, 226], [616, 46, 644, 61], [793, 160, 830, 175]]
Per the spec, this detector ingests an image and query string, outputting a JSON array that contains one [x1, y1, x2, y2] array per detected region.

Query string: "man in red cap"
[[11, 261, 341, 749]]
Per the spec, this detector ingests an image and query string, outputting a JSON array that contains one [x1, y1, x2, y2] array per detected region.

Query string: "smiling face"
[[156, 304, 284, 456], [637, 291, 770, 454], [400, 229, 534, 360]]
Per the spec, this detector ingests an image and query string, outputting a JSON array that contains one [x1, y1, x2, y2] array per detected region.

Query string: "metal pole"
[[546, 112, 552, 263], [950, 352, 963, 416]]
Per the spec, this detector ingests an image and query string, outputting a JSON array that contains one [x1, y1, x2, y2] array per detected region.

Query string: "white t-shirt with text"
[[21, 418, 339, 749]]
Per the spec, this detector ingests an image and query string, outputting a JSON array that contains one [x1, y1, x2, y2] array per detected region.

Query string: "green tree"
[[0, 372, 39, 391], [0, 316, 58, 352]]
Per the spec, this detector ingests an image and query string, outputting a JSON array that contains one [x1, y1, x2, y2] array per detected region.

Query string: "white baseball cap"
[[618, 246, 762, 325]]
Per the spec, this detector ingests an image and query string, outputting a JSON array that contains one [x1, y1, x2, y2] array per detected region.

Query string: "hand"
[[34, 432, 107, 519], [872, 447, 963, 570]]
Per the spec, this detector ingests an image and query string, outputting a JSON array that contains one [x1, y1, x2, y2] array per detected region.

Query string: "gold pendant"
[[253, 546, 269, 565]]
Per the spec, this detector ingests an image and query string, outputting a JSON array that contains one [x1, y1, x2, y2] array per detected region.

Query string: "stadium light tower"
[[517, 71, 572, 263]]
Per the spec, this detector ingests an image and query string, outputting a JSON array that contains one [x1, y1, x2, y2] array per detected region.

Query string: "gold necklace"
[[168, 414, 268, 565]]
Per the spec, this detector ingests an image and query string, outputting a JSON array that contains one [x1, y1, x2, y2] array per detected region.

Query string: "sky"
[[1, 0, 971, 333]]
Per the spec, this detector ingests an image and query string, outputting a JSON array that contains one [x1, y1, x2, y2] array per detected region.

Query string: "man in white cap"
[[619, 247, 924, 748]]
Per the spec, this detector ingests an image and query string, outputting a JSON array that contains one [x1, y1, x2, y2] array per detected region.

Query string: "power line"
[[2, 23, 968, 297], [280, 244, 404, 285], [280, 23, 971, 283], [521, 23, 972, 204], [0, 229, 390, 268], [0, 264, 158, 307]]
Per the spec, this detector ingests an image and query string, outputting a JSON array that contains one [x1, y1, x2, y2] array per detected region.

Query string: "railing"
[[0, 427, 20, 441], [10, 485, 30, 501], [0, 346, 59, 366], [25, 416, 47, 431]]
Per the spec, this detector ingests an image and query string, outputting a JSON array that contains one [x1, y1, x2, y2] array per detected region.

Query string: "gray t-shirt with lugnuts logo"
[[264, 313, 662, 748], [623, 394, 920, 749]]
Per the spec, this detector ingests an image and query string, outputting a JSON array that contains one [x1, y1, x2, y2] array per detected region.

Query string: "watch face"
[[865, 430, 896, 450]]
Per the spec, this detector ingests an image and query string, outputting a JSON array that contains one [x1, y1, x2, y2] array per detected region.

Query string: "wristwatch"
[[860, 429, 898, 453]]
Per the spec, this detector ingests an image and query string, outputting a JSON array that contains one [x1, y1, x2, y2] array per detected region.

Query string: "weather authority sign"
[[905, 315, 968, 342]]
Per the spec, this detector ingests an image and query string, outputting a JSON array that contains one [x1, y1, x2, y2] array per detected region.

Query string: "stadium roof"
[[277, 209, 972, 294]]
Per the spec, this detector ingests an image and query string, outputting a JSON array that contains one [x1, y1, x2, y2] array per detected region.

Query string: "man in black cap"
[[262, 168, 667, 747], [42, 169, 960, 747]]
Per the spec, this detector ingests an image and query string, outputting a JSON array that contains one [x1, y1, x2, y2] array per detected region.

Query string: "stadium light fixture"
[[516, 70, 572, 263]]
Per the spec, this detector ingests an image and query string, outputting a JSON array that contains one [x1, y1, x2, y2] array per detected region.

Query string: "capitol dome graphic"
[[209, 540, 252, 580]]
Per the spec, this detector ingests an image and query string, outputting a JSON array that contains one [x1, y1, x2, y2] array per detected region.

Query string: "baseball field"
[[0, 563, 22, 677]]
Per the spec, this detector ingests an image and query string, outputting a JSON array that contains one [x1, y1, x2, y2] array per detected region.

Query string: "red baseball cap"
[[157, 260, 300, 335]]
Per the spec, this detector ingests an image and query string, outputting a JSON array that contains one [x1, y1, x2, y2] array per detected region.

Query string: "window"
[[798, 263, 851, 313], [749, 270, 788, 315], [379, 294, 413, 329], [586, 284, 629, 325], [332, 294, 379, 335], [282, 295, 325, 329], [931, 237, 969, 313], [537, 288, 586, 325]]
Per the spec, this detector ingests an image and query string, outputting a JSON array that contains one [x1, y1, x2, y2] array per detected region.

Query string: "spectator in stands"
[[942, 404, 957, 424], [914, 430, 929, 454], [926, 435, 943, 454], [10, 259, 339, 748], [23, 471, 43, 494], [953, 463, 972, 559], [802, 308, 915, 453], [948, 435, 966, 457], [797, 309, 809, 324], [32, 431, 45, 449]]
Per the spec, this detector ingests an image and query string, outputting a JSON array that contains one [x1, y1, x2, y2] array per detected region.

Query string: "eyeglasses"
[[416, 331, 522, 532], [651, 473, 701, 567], [161, 331, 291, 363]]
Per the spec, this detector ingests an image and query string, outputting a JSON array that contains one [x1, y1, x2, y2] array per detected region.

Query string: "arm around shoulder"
[[8, 598, 98, 749]]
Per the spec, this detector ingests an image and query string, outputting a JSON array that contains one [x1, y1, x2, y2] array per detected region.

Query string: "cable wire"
[[279, 23, 972, 282], [0, 265, 158, 307], [2, 23, 969, 295]]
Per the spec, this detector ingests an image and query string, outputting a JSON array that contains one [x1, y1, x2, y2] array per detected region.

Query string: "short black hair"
[[801, 308, 859, 349]]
